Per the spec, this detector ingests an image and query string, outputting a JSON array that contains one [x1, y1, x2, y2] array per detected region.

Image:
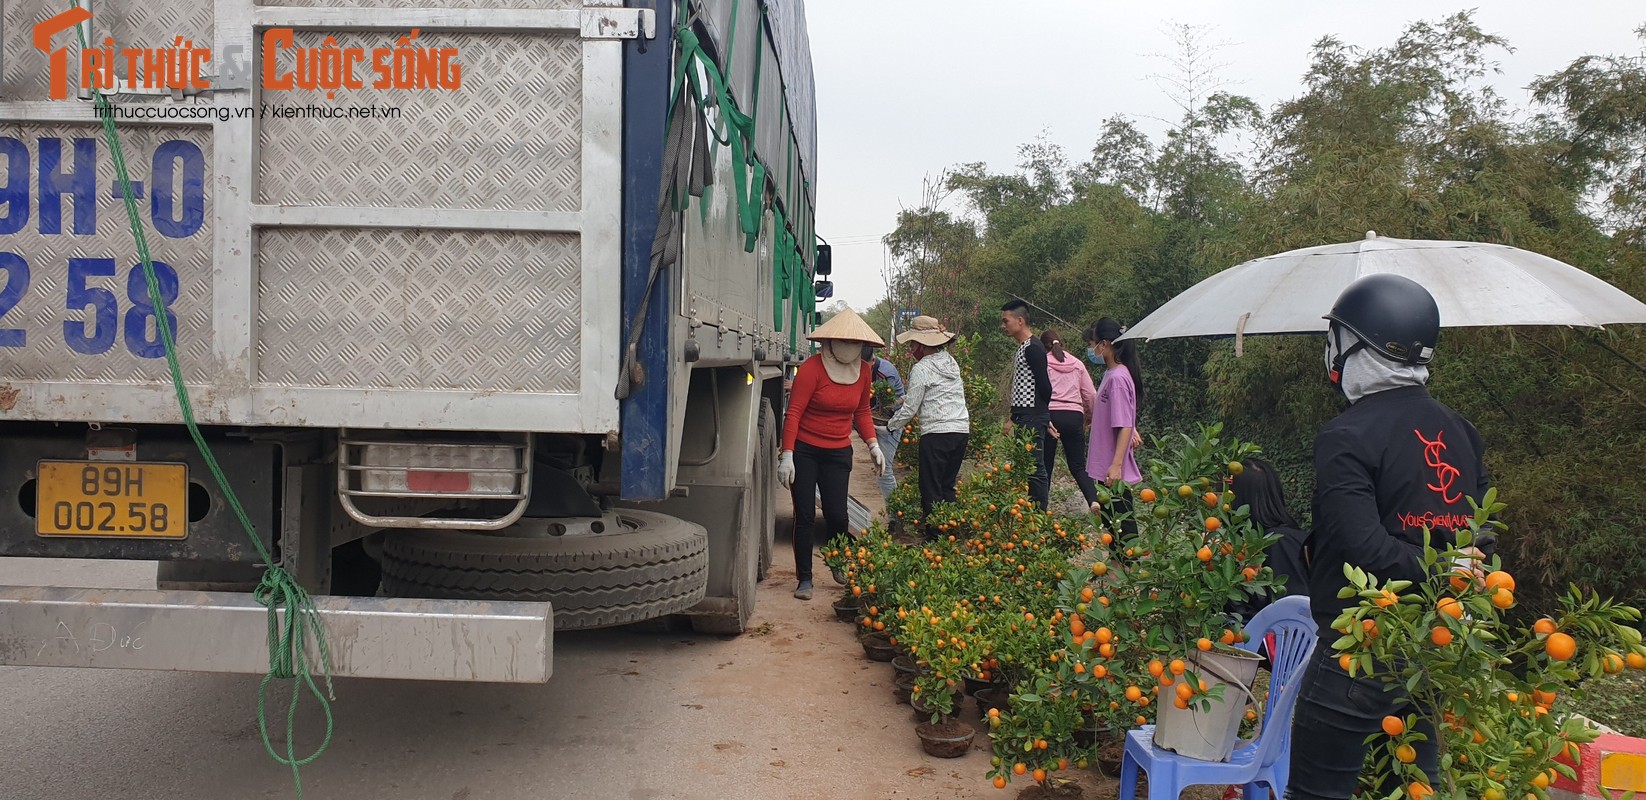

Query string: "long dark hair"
[[1087, 317, 1143, 408], [1040, 328, 1065, 361], [1229, 457, 1300, 531]]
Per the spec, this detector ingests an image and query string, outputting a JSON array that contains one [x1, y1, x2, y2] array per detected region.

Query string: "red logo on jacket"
[[1414, 429, 1462, 504]]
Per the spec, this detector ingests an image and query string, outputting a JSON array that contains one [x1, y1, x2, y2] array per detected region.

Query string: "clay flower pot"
[[859, 633, 898, 662], [1096, 737, 1125, 776], [973, 687, 1010, 721], [832, 597, 859, 622], [915, 720, 975, 758], [1073, 713, 1106, 749], [892, 672, 915, 705]]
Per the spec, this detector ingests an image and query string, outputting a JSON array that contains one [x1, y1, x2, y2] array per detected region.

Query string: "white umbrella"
[[1120, 232, 1646, 346]]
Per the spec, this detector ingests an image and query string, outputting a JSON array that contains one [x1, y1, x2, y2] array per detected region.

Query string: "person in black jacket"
[[1001, 299, 1054, 509], [1226, 456, 1309, 623], [1287, 274, 1492, 800]]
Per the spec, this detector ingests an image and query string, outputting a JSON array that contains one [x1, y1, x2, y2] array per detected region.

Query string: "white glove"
[[777, 451, 795, 488], [867, 441, 886, 476]]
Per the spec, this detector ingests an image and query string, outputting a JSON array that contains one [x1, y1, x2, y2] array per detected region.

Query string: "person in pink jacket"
[[1039, 329, 1101, 507]]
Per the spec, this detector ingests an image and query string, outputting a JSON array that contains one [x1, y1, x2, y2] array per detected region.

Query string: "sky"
[[803, 1, 1646, 312]]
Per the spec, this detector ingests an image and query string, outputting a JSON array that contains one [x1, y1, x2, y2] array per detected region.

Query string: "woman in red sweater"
[[779, 309, 886, 600]]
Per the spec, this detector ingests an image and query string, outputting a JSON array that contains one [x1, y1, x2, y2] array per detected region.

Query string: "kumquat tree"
[[829, 411, 1646, 794], [1057, 423, 1284, 731], [1332, 492, 1646, 800], [829, 411, 1297, 790]]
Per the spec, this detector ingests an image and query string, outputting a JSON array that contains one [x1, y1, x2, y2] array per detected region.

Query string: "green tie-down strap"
[[671, 1, 819, 350], [774, 239, 788, 332], [789, 240, 802, 352], [70, 6, 334, 798], [669, 9, 767, 252]]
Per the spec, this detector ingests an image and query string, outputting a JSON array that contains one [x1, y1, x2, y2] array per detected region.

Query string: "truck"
[[0, 0, 827, 683]]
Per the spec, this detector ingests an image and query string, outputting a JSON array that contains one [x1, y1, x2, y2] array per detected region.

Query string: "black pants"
[[1286, 647, 1439, 800], [1010, 408, 1051, 510], [918, 432, 969, 540], [1044, 410, 1099, 506], [789, 440, 852, 583]]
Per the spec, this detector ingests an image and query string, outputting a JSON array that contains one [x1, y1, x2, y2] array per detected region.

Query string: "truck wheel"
[[379, 510, 708, 631], [756, 398, 777, 582]]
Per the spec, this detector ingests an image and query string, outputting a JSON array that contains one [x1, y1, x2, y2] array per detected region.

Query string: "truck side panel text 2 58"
[[0, 136, 202, 356]]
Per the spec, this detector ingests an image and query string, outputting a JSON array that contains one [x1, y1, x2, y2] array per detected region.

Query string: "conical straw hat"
[[895, 315, 956, 347], [807, 308, 886, 347]]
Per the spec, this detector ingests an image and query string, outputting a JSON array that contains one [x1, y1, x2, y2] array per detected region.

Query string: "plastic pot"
[[1152, 646, 1263, 762]]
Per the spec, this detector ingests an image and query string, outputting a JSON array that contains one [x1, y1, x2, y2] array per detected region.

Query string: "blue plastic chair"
[[1118, 595, 1318, 800]]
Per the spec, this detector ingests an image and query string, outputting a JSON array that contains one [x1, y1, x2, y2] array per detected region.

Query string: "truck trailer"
[[0, 0, 825, 683]]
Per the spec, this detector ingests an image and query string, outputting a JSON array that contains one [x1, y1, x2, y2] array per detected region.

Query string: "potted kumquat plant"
[[1333, 491, 1645, 800], [1075, 424, 1285, 762]]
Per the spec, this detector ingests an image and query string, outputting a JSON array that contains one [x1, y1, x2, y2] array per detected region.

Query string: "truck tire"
[[379, 510, 708, 631], [756, 398, 777, 582]]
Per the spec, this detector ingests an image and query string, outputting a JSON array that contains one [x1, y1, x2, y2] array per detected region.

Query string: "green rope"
[[70, 5, 334, 797], [670, 5, 795, 269], [778, 208, 800, 352]]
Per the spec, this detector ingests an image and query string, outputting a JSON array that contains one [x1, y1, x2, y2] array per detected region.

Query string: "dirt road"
[[0, 439, 1116, 799]]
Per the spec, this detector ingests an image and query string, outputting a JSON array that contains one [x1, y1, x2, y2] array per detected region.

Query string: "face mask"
[[1086, 346, 1102, 365], [826, 340, 859, 365]]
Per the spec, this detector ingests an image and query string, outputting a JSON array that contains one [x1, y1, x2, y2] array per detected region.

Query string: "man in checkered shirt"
[[1000, 299, 1053, 509]]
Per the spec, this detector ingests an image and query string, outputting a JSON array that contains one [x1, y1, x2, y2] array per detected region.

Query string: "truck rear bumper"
[[0, 587, 551, 683]]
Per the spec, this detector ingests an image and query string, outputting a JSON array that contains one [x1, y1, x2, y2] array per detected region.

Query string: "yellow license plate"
[[36, 461, 188, 538]]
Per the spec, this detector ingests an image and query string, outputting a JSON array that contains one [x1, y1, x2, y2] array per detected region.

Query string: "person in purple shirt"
[[1084, 317, 1142, 539]]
